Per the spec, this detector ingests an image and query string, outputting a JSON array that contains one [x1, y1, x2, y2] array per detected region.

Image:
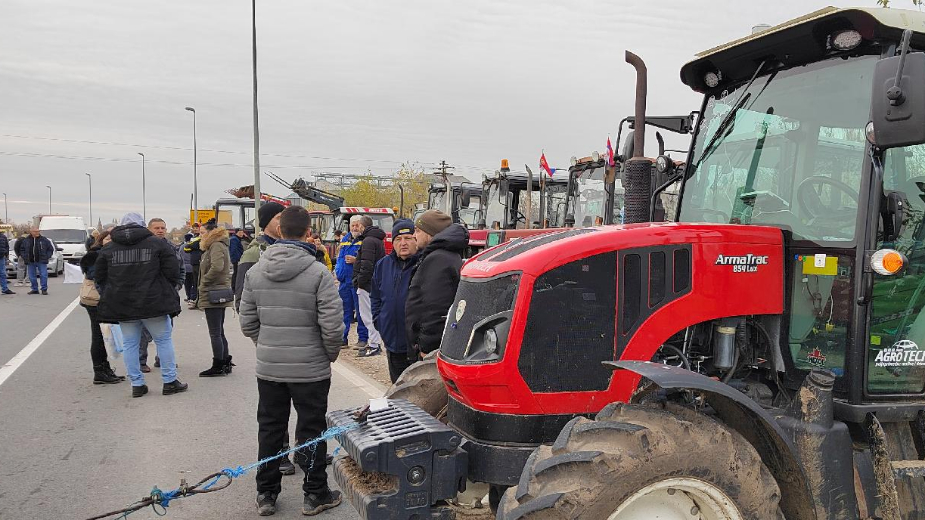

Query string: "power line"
[[0, 133, 438, 166]]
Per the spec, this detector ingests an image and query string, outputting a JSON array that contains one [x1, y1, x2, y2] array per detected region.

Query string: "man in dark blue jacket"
[[22, 228, 54, 295], [334, 218, 368, 347], [229, 228, 247, 292], [370, 219, 420, 379], [0, 232, 12, 295]]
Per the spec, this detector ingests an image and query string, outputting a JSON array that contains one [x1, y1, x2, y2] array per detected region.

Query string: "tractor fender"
[[606, 361, 818, 520]]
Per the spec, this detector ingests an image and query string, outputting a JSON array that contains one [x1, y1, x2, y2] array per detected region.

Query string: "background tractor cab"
[[330, 7, 925, 520], [481, 161, 569, 230], [414, 178, 484, 230]]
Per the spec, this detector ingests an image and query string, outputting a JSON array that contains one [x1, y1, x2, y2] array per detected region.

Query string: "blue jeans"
[[27, 263, 48, 291], [120, 316, 178, 386], [0, 258, 8, 291], [338, 281, 367, 343]]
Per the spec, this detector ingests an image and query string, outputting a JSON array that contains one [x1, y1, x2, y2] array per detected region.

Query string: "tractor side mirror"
[[881, 191, 906, 242], [871, 42, 925, 149]]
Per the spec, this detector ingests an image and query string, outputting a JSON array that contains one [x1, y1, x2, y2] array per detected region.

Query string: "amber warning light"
[[871, 249, 906, 276]]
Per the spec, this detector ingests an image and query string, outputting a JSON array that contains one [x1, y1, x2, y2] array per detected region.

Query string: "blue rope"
[[109, 424, 358, 518]]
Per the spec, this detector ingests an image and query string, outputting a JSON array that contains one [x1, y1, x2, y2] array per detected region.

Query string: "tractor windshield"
[[573, 167, 608, 227], [679, 55, 877, 242]]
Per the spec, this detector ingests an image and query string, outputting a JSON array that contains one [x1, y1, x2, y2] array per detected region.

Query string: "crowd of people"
[[0, 227, 57, 296], [7, 202, 469, 517]]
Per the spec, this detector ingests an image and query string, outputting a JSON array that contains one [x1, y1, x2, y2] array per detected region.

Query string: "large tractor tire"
[[383, 351, 448, 419], [497, 402, 782, 520]]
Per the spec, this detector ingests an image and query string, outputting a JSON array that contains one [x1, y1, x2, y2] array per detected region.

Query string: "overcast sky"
[[0, 0, 887, 228]]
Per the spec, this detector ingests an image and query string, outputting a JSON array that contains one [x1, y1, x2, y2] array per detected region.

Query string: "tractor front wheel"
[[383, 351, 448, 419], [497, 402, 782, 520]]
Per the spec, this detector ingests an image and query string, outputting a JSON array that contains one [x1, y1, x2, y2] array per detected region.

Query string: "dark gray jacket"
[[239, 241, 343, 383]]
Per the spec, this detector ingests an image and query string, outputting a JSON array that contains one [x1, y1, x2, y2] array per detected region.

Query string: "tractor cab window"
[[679, 55, 875, 243], [572, 167, 608, 227], [867, 145, 925, 394]]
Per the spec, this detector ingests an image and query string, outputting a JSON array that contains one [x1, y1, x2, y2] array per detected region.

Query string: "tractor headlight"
[[655, 155, 671, 175], [463, 311, 512, 363]]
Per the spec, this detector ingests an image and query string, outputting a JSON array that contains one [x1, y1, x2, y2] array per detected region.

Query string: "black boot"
[[102, 361, 125, 381], [199, 358, 227, 377], [222, 356, 235, 374], [93, 363, 122, 385]]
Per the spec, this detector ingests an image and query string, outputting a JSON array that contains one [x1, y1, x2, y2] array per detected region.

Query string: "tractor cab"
[[482, 164, 569, 230], [563, 155, 621, 227], [423, 180, 484, 229]]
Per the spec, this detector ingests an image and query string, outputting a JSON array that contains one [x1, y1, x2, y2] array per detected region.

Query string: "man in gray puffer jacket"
[[239, 206, 344, 516]]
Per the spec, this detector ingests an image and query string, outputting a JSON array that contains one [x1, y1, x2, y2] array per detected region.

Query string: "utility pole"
[[2, 192, 7, 223], [46, 185, 52, 214], [433, 160, 455, 215], [185, 107, 198, 224], [251, 0, 262, 234]]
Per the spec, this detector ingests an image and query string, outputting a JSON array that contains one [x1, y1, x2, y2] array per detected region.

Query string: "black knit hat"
[[258, 202, 286, 229]]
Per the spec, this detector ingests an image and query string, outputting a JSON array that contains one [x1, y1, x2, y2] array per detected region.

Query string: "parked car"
[[6, 238, 65, 278]]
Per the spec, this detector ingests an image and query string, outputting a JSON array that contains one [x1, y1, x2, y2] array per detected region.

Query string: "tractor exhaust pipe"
[[624, 51, 651, 224]]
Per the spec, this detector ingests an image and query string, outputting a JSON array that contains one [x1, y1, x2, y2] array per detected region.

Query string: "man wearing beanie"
[[405, 210, 469, 361], [369, 219, 420, 377], [234, 202, 285, 310], [351, 215, 386, 356]]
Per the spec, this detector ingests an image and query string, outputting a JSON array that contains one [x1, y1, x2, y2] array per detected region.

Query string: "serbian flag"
[[540, 152, 553, 177], [606, 136, 615, 167]]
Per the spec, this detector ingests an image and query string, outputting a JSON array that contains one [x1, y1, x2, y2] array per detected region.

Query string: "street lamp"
[[46, 185, 51, 214], [2, 192, 7, 223], [85, 173, 92, 228], [185, 106, 198, 225], [138, 152, 146, 221], [251, 0, 263, 234]]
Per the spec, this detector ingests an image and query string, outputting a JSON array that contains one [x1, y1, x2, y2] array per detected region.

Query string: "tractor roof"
[[681, 7, 925, 93]]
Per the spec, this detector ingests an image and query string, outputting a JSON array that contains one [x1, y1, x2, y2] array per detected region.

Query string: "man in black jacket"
[[405, 210, 469, 361], [0, 232, 12, 295], [351, 215, 386, 356], [22, 228, 54, 295], [95, 213, 187, 398]]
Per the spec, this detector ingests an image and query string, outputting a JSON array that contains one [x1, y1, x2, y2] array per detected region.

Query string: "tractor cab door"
[[865, 145, 925, 396]]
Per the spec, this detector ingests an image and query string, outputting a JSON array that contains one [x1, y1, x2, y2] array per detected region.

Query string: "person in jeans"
[[139, 218, 186, 372], [239, 206, 343, 516], [0, 232, 13, 295], [351, 216, 386, 357], [22, 227, 54, 295], [95, 212, 187, 398], [371, 219, 420, 380], [197, 219, 234, 377], [79, 230, 123, 384]]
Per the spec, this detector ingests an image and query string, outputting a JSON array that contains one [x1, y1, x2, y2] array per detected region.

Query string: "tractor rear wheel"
[[383, 351, 448, 419], [497, 402, 782, 520]]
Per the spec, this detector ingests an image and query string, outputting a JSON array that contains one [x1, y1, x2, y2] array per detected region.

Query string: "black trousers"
[[256, 378, 331, 496], [188, 266, 200, 300], [84, 305, 107, 366], [204, 307, 229, 360], [231, 262, 239, 292], [387, 350, 414, 384]]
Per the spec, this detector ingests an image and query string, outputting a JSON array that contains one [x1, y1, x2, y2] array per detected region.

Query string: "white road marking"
[[332, 360, 386, 398], [0, 297, 80, 388]]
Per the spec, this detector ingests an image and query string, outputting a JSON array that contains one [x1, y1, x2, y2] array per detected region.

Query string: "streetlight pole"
[[2, 192, 7, 223], [46, 185, 51, 214], [185, 107, 198, 225], [251, 0, 262, 234], [85, 173, 92, 228], [138, 152, 146, 221]]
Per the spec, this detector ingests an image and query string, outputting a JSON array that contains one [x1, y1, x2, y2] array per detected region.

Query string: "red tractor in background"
[[330, 7, 925, 519]]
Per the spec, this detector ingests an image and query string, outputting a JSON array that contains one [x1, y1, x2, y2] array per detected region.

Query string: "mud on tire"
[[383, 351, 448, 418], [497, 402, 782, 519]]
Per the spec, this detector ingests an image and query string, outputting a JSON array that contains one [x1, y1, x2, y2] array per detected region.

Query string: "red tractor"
[[330, 7, 925, 519]]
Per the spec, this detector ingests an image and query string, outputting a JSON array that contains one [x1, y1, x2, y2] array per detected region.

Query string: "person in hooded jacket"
[[405, 210, 469, 361], [370, 219, 420, 379], [94, 212, 187, 398], [80, 230, 123, 384], [351, 215, 386, 356], [239, 206, 344, 516], [196, 219, 234, 377]]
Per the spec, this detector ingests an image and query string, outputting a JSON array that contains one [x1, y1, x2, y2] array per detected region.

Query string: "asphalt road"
[[0, 277, 383, 519]]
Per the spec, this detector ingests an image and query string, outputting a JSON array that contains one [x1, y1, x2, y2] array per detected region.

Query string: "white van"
[[38, 215, 88, 264]]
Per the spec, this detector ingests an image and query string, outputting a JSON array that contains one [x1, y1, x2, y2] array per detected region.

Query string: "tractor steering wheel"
[[796, 176, 859, 220]]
